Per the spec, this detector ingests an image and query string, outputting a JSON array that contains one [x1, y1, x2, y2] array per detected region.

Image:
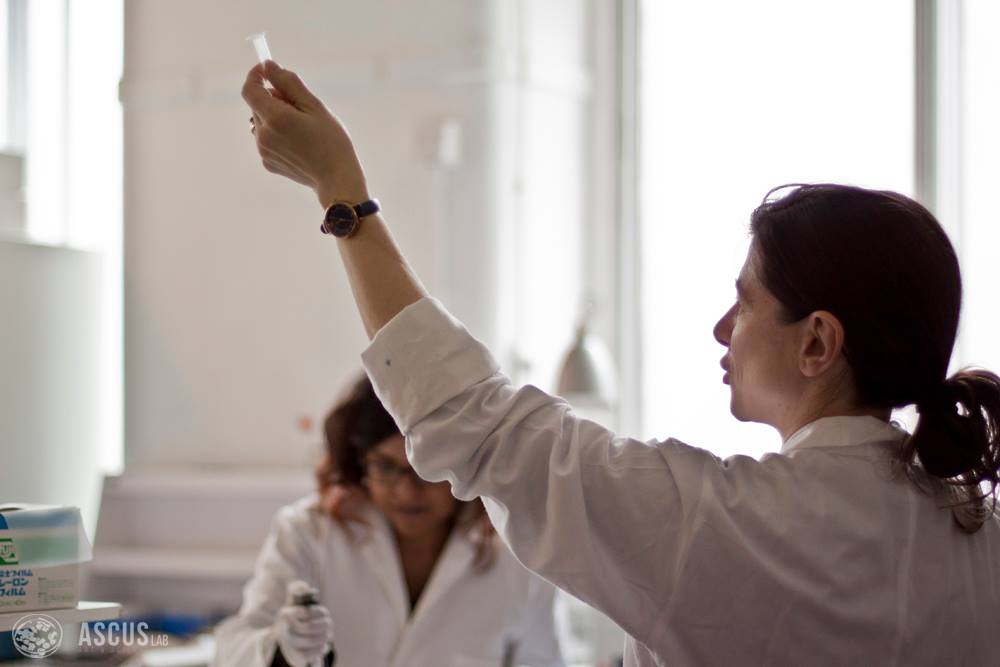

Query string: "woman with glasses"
[[213, 374, 565, 667]]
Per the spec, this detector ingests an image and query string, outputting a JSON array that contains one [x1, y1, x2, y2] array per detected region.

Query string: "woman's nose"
[[713, 303, 736, 346]]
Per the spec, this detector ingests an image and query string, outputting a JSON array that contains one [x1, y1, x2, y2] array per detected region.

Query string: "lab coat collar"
[[780, 415, 907, 455], [360, 505, 411, 626], [408, 524, 478, 621], [358, 502, 479, 628]]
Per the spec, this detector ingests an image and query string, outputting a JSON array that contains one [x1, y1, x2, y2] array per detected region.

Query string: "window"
[[0, 1, 12, 149], [1, 0, 124, 472], [959, 0, 1000, 375], [0, 0, 25, 153], [0, 0, 25, 237], [637, 1, 914, 456]]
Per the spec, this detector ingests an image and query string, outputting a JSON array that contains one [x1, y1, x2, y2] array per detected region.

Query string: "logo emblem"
[[12, 614, 63, 659], [0, 538, 17, 565]]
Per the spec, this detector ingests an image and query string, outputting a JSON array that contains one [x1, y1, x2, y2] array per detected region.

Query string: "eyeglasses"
[[363, 455, 433, 487]]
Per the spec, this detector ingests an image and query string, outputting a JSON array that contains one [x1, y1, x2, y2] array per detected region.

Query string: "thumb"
[[263, 61, 322, 111]]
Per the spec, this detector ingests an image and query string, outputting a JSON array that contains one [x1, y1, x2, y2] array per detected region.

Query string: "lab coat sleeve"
[[212, 502, 322, 667], [363, 298, 693, 646], [514, 576, 568, 667]]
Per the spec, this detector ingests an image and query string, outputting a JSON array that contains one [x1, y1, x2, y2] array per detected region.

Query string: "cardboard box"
[[0, 563, 79, 613], [0, 505, 89, 613]]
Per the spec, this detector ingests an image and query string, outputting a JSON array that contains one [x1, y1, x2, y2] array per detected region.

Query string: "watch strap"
[[353, 198, 380, 219]]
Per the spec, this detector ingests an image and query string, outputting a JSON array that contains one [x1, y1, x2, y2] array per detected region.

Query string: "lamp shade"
[[555, 323, 617, 407]]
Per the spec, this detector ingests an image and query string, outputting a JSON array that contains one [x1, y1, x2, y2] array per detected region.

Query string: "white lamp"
[[555, 319, 618, 417]]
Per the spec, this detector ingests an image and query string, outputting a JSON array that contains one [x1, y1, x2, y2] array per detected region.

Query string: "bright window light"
[[0, 0, 8, 148], [24, 0, 68, 243], [11, 0, 124, 473], [960, 0, 1000, 376], [638, 0, 913, 457]]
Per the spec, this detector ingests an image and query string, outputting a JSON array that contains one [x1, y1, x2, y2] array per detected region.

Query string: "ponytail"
[[748, 184, 999, 531], [905, 368, 1000, 532]]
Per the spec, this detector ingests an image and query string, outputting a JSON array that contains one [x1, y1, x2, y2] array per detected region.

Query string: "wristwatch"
[[320, 199, 381, 238]]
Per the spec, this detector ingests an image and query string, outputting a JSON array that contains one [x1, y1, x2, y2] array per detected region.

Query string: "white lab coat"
[[362, 297, 1000, 667], [213, 496, 564, 667]]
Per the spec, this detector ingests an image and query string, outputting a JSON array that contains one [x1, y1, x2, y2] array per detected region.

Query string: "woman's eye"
[[366, 458, 394, 476]]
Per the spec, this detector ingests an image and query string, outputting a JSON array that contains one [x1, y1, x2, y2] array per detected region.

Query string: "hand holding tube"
[[240, 59, 427, 340], [242, 61, 370, 208], [274, 581, 334, 667]]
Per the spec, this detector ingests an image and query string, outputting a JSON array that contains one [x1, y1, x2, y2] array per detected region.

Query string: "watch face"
[[323, 203, 359, 237]]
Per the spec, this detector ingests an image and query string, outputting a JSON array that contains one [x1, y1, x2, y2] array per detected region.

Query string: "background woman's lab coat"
[[213, 496, 565, 667]]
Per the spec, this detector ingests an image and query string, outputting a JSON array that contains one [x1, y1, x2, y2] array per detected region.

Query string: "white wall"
[[120, 3, 621, 658], [123, 0, 604, 468]]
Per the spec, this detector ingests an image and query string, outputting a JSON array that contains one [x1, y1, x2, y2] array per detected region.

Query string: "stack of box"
[[0, 152, 25, 234], [0, 505, 92, 613]]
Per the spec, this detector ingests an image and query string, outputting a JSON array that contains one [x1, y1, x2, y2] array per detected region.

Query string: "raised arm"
[[241, 61, 425, 339], [239, 61, 717, 645]]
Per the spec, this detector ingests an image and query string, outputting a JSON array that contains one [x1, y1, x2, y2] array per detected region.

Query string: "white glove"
[[274, 581, 334, 667]]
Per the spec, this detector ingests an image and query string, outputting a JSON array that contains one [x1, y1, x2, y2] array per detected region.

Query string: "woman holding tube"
[[241, 60, 1000, 666], [213, 374, 564, 667]]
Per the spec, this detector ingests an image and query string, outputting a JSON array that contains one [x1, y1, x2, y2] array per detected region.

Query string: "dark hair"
[[315, 373, 496, 567], [750, 183, 1000, 531]]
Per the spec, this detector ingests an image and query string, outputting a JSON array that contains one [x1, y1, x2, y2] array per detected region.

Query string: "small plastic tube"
[[246, 32, 272, 64]]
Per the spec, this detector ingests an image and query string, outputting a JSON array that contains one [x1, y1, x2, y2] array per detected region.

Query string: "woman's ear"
[[798, 310, 845, 378]]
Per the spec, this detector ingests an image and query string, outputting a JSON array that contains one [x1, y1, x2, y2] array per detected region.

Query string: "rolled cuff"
[[361, 297, 500, 433]]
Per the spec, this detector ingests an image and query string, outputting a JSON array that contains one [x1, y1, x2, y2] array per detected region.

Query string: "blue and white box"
[[0, 504, 92, 612]]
